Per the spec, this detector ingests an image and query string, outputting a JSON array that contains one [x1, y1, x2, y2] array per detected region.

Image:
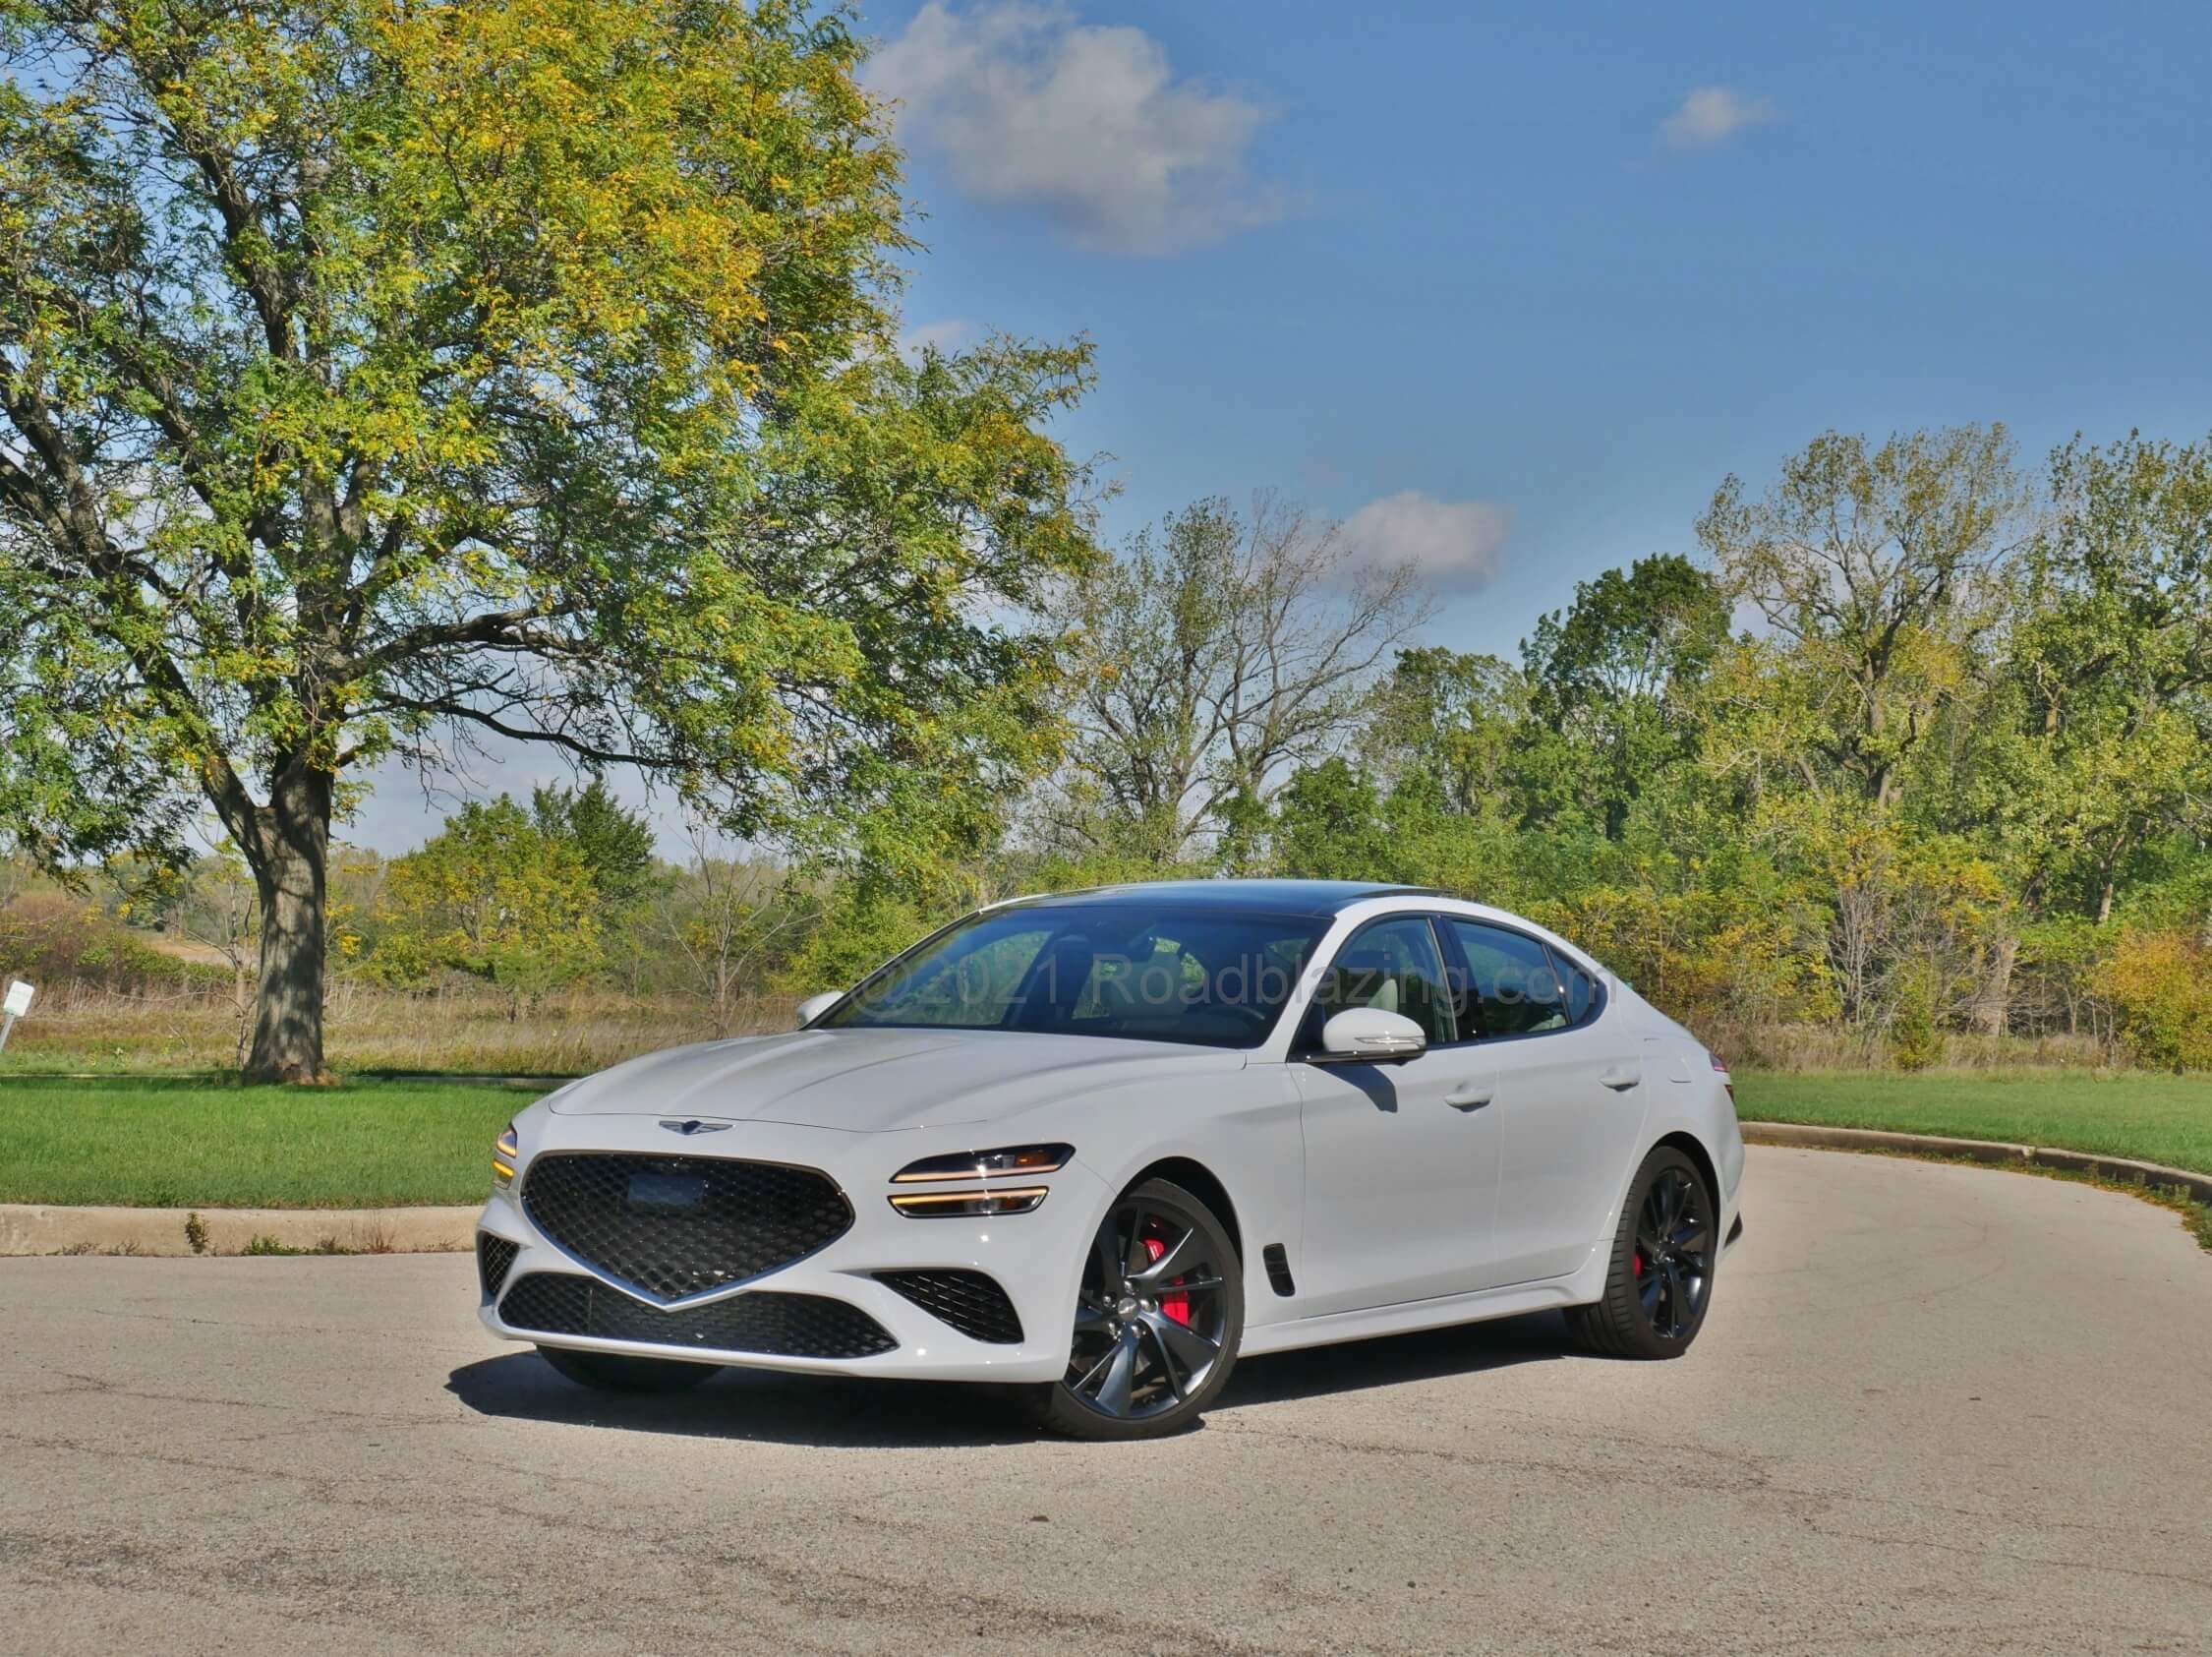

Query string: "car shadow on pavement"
[[446, 1312, 1573, 1447], [1214, 1311, 1572, 1411]]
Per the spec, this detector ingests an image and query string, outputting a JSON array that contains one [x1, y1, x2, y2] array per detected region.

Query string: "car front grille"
[[520, 1152, 852, 1303], [875, 1269, 1024, 1344], [477, 1232, 521, 1301], [496, 1272, 898, 1359]]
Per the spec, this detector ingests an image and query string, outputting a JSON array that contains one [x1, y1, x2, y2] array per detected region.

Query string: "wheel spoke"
[[1140, 1309, 1220, 1378], [1672, 1220, 1711, 1254], [1095, 1328, 1140, 1415], [1131, 1226, 1200, 1291], [1072, 1304, 1111, 1335], [1661, 1262, 1688, 1336], [1136, 1320, 1185, 1401], [1639, 1273, 1661, 1317]]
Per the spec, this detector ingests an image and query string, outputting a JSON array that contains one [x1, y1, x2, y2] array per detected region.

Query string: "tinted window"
[[824, 905, 1326, 1049], [1446, 920, 1568, 1036], [1300, 917, 1457, 1046], [1554, 953, 1597, 1025]]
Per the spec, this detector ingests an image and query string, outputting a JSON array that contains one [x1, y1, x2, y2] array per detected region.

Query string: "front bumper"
[[475, 1113, 1105, 1384]]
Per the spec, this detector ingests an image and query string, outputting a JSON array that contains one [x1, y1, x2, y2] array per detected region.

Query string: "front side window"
[[1298, 916, 1457, 1047], [1446, 919, 1568, 1036], [822, 905, 1327, 1049]]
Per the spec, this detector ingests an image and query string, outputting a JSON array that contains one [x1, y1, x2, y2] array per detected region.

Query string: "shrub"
[[2095, 929, 2212, 1072]]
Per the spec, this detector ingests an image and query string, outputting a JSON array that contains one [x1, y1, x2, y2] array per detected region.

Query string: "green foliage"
[[2095, 930, 2212, 1072], [531, 781, 658, 911], [0, 0, 1099, 1075], [370, 798, 603, 1006]]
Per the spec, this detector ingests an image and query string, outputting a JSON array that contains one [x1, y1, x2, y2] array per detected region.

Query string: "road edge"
[[1740, 1120, 2212, 1207], [0, 1202, 477, 1258]]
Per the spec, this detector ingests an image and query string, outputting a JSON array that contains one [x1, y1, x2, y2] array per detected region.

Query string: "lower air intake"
[[497, 1272, 897, 1360], [477, 1233, 520, 1301], [875, 1270, 1024, 1344]]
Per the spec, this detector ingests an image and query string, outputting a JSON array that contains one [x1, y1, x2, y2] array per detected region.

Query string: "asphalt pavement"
[[3, 1145, 2208, 1655]]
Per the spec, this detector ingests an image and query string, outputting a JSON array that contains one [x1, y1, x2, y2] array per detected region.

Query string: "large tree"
[[1042, 494, 1428, 864], [1698, 426, 2028, 808], [0, 0, 1094, 1078]]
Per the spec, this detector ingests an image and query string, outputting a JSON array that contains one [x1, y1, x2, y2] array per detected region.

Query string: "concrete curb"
[[1740, 1120, 2212, 1207], [0, 1203, 478, 1258]]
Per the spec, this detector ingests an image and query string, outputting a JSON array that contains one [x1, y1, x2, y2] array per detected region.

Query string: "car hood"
[[544, 1027, 1249, 1133]]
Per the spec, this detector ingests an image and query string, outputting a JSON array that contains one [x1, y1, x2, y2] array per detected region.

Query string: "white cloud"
[[898, 318, 973, 358], [1659, 86, 1777, 150], [1341, 492, 1512, 593], [871, 2, 1280, 256]]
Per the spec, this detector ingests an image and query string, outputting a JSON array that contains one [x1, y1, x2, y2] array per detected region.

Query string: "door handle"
[[1444, 1086, 1492, 1110], [1597, 1063, 1641, 1092]]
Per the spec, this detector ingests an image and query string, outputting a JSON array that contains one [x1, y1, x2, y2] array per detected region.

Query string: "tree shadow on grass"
[[444, 1311, 1574, 1449]]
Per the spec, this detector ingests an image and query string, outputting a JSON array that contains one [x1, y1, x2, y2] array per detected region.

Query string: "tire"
[[1568, 1145, 1717, 1360], [1023, 1177, 1245, 1441], [536, 1343, 722, 1393]]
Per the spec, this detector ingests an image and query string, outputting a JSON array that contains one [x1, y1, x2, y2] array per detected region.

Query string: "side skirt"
[[1239, 1278, 1587, 1358]]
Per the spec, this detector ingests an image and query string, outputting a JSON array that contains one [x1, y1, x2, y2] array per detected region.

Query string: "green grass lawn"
[[0, 1077, 532, 1208], [2, 1069, 2208, 1210], [1736, 1070, 2212, 1177]]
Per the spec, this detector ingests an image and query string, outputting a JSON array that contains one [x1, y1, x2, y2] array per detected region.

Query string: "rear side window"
[[1445, 920, 1568, 1037], [1553, 954, 1598, 1025]]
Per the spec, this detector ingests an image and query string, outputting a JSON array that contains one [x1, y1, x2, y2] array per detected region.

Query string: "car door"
[[1442, 918, 1647, 1287], [1290, 914, 1502, 1316]]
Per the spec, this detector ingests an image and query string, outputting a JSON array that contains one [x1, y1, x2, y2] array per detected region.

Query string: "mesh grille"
[[477, 1232, 521, 1300], [520, 1152, 852, 1303], [875, 1270, 1024, 1345], [497, 1272, 897, 1359]]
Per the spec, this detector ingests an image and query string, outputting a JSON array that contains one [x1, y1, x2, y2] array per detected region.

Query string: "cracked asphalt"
[[3, 1145, 2209, 1656]]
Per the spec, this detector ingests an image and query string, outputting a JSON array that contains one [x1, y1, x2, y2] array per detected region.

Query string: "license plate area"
[[626, 1171, 709, 1215]]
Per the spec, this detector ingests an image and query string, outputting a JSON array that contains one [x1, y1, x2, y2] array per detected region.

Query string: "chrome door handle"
[[1597, 1064, 1641, 1091], [1444, 1087, 1492, 1110]]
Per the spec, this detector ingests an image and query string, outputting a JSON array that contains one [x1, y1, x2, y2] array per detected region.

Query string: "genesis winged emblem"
[[658, 1118, 733, 1137]]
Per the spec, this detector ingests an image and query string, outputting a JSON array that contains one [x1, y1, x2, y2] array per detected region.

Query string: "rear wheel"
[[1568, 1146, 1717, 1359], [1023, 1177, 1244, 1440], [536, 1344, 722, 1393]]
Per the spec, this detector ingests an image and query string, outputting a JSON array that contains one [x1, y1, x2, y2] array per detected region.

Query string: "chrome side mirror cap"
[[1314, 1007, 1427, 1065]]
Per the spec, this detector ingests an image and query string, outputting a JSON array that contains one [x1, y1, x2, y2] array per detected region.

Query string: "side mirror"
[[794, 990, 843, 1029], [1315, 1008, 1427, 1065]]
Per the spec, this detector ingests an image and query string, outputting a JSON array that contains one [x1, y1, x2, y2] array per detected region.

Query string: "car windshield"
[[818, 904, 1328, 1049]]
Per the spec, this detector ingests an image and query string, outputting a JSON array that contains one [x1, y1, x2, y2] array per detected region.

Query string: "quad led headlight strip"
[[886, 1143, 1075, 1217]]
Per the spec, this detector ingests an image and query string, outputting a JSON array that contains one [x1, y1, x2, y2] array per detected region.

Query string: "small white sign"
[[3, 980, 31, 1018]]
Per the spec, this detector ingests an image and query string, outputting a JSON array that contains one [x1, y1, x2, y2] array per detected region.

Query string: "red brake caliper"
[[1632, 1248, 1646, 1277], [1141, 1235, 1192, 1326]]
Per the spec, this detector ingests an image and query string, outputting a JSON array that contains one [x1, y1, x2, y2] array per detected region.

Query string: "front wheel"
[[1567, 1145, 1717, 1360], [1022, 1177, 1245, 1441], [536, 1344, 722, 1393]]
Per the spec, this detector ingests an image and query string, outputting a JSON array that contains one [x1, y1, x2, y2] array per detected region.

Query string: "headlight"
[[886, 1143, 1072, 1217], [492, 1122, 519, 1188], [890, 1144, 1075, 1183]]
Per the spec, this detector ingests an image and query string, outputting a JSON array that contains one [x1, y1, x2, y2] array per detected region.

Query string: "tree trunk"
[[1973, 932, 2017, 1038], [244, 767, 333, 1084]]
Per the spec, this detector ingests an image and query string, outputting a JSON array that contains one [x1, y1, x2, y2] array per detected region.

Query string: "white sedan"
[[475, 880, 1746, 1439]]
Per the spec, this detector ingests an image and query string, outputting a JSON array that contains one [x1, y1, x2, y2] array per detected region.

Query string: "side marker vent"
[[1262, 1243, 1296, 1297]]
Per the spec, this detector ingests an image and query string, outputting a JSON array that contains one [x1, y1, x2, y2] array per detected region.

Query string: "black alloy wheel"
[[1569, 1145, 1717, 1359], [1025, 1177, 1244, 1440]]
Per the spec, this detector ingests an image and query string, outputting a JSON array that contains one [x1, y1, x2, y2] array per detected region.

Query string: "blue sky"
[[351, 0, 2212, 851], [870, 0, 2212, 652]]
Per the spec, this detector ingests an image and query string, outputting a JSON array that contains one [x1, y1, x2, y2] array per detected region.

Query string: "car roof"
[[998, 879, 1447, 919]]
